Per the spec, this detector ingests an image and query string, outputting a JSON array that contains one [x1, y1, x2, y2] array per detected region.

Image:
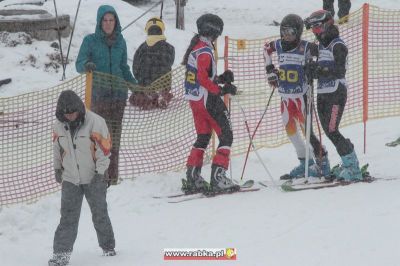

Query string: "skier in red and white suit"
[[264, 14, 327, 180], [181, 13, 239, 193]]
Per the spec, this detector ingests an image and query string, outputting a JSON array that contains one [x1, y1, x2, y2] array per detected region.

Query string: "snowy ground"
[[1, 0, 400, 265], [1, 117, 400, 266]]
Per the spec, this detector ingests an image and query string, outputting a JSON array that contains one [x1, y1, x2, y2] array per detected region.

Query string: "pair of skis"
[[278, 175, 400, 192], [154, 163, 399, 200], [280, 177, 375, 192], [153, 179, 259, 203], [275, 163, 376, 192]]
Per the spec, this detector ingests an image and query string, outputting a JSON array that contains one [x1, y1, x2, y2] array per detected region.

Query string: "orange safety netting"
[[0, 4, 399, 206], [225, 4, 400, 156]]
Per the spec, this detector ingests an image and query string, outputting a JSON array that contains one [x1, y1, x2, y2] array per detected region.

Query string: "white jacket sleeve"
[[263, 40, 275, 68]]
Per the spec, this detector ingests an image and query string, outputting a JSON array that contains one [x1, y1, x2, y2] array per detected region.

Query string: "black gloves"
[[215, 70, 237, 95], [304, 61, 321, 80], [220, 83, 237, 95], [216, 70, 234, 84], [266, 65, 279, 88], [93, 169, 111, 188], [54, 169, 63, 184], [84, 62, 96, 72]]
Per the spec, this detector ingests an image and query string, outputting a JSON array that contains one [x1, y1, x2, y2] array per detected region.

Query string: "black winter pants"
[[91, 99, 126, 181], [205, 94, 233, 149], [323, 0, 351, 18], [53, 179, 115, 253], [317, 85, 353, 156]]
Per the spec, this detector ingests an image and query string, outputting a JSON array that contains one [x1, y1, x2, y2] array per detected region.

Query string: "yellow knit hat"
[[145, 17, 165, 34]]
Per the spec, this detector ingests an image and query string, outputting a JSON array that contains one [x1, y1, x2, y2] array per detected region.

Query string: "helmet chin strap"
[[281, 38, 300, 51]]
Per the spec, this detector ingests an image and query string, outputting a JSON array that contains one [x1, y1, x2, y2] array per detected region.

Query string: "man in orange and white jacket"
[[49, 90, 116, 266]]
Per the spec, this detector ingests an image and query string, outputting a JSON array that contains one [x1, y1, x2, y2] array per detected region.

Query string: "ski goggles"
[[310, 22, 325, 34], [280, 26, 297, 38]]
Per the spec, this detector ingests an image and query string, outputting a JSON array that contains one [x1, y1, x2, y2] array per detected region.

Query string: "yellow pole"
[[84, 71, 93, 109]]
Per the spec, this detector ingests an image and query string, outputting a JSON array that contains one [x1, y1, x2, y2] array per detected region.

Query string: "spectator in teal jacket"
[[76, 5, 136, 185]]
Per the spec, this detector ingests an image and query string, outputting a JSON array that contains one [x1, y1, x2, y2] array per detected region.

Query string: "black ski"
[[281, 178, 375, 192], [0, 78, 11, 87], [153, 179, 254, 199], [386, 137, 400, 147], [168, 187, 260, 203]]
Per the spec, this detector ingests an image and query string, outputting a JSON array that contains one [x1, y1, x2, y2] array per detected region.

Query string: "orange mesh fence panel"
[[367, 5, 400, 119], [0, 75, 86, 205], [1, 5, 400, 206], [90, 66, 205, 180], [225, 4, 400, 156], [0, 66, 211, 206], [224, 37, 283, 156], [0, 68, 205, 206]]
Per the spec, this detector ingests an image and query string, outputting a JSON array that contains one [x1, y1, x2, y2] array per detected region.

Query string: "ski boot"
[[181, 166, 209, 194], [280, 158, 321, 180], [210, 164, 240, 193], [315, 151, 331, 180], [337, 150, 363, 181], [103, 248, 116, 256], [48, 252, 71, 266]]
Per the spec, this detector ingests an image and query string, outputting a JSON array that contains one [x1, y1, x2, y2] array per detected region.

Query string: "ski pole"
[[231, 96, 277, 188], [228, 97, 233, 182], [240, 87, 275, 181], [64, 0, 82, 76], [304, 57, 318, 181], [122, 0, 164, 32], [160, 0, 164, 19], [304, 82, 313, 180], [312, 101, 324, 171], [52, 0, 66, 81]]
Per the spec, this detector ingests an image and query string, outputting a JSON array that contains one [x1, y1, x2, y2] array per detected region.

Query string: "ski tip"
[[280, 180, 295, 192], [280, 184, 296, 192], [243, 179, 254, 187], [233, 179, 254, 188]]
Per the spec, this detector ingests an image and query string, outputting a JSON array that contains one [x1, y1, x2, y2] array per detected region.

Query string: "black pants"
[[53, 179, 115, 253], [323, 0, 351, 18], [91, 99, 126, 181], [317, 85, 353, 156], [205, 94, 233, 149], [190, 94, 233, 150]]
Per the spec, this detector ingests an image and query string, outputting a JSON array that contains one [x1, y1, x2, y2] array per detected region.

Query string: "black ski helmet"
[[304, 10, 334, 36], [280, 14, 304, 42], [196, 13, 224, 40]]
